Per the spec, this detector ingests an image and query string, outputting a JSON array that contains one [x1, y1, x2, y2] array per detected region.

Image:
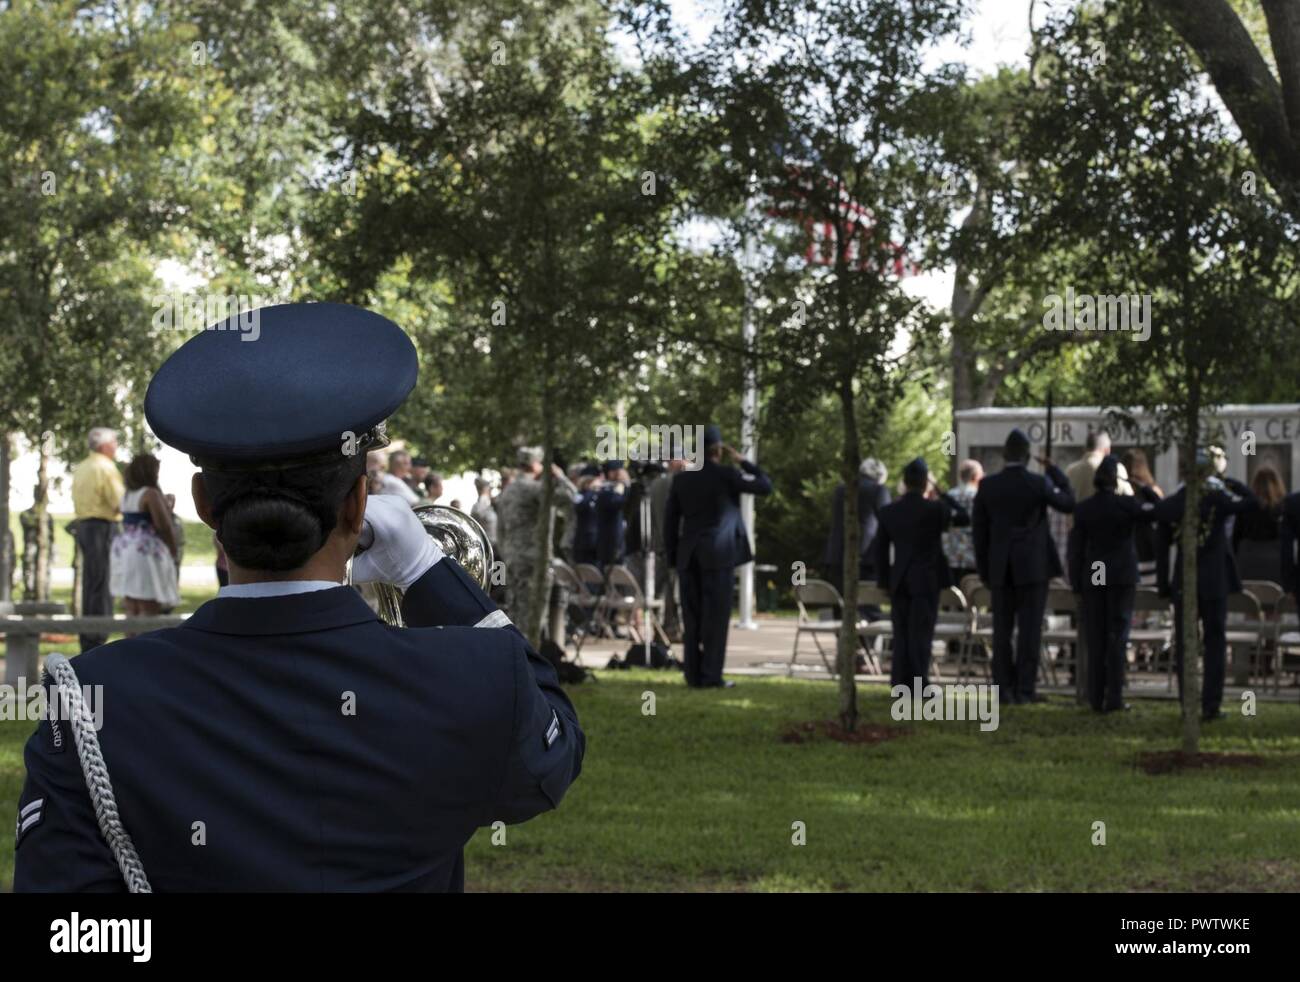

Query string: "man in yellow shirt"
[[70, 427, 124, 651]]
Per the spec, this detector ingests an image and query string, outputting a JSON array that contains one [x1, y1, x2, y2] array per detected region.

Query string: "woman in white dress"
[[110, 453, 179, 616]]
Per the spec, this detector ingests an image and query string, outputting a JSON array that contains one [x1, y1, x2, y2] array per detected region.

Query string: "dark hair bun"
[[219, 495, 327, 571], [204, 453, 366, 572]]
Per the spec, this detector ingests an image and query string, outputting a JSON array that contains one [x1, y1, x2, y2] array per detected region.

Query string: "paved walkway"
[[570, 615, 1300, 702]]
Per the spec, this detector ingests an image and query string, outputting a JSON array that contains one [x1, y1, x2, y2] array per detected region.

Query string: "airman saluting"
[[973, 428, 1075, 705], [14, 303, 584, 892]]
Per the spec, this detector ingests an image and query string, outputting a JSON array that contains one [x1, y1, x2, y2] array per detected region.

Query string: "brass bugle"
[[352, 504, 495, 627]]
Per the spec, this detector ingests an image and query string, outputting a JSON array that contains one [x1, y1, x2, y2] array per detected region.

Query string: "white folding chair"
[[1242, 580, 1284, 687], [792, 580, 847, 676], [1041, 587, 1079, 686], [574, 563, 612, 637], [853, 582, 893, 675], [1275, 594, 1300, 692], [932, 586, 973, 682], [552, 561, 598, 657], [963, 584, 995, 683], [1225, 589, 1267, 687], [1129, 586, 1173, 682], [605, 564, 669, 646]]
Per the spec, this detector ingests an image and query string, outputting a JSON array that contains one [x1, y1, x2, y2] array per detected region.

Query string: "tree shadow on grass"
[[779, 719, 909, 745], [1137, 751, 1269, 775]]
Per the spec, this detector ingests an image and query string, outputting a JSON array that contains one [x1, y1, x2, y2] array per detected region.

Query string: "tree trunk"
[[1178, 403, 1201, 755], [950, 324, 975, 485], [525, 397, 557, 650], [1152, 0, 1300, 222], [836, 374, 862, 731], [0, 433, 11, 603], [951, 326, 976, 412], [949, 190, 985, 482], [34, 432, 52, 603]]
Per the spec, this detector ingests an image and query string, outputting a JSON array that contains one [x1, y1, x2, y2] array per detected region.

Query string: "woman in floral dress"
[[109, 453, 179, 616]]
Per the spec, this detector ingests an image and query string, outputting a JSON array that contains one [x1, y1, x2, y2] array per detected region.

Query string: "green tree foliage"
[[304, 0, 688, 644], [163, 0, 337, 300], [1151, 0, 1300, 223], [937, 69, 1114, 427], [0, 0, 209, 594], [665, 0, 965, 729]]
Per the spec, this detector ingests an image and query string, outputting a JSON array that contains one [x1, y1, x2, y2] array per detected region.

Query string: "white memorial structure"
[[953, 404, 1300, 489]]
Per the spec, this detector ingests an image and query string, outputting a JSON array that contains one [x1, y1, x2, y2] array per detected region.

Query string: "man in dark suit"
[[663, 426, 773, 688], [14, 303, 584, 892], [1281, 490, 1300, 601], [973, 428, 1075, 704], [824, 457, 890, 601], [875, 458, 969, 691], [1154, 452, 1258, 721], [1067, 456, 1157, 712]]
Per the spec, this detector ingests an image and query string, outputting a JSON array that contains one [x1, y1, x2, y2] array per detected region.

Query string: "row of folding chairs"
[[550, 559, 669, 656], [791, 580, 971, 680], [955, 574, 1300, 691], [970, 575, 1300, 693], [793, 576, 1300, 689]]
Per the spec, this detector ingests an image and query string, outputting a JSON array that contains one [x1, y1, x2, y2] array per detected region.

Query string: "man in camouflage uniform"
[[496, 446, 578, 637]]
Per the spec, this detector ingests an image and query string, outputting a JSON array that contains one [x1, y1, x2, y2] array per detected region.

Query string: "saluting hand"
[[723, 444, 743, 464]]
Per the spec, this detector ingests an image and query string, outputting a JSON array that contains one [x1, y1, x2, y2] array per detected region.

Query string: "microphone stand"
[[641, 492, 655, 666]]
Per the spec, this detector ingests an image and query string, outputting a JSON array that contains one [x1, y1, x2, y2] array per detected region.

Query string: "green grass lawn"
[[3, 671, 1298, 892]]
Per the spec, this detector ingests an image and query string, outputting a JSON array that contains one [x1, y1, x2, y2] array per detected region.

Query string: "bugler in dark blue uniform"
[[15, 562, 581, 892], [13, 302, 584, 891]]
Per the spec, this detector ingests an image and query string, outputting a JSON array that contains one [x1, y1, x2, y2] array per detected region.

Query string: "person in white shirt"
[[376, 450, 419, 505]]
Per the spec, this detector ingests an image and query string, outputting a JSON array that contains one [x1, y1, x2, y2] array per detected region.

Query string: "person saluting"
[[14, 302, 583, 892], [1067, 455, 1158, 712]]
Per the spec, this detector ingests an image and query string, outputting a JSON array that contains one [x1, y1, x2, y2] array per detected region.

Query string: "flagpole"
[[738, 177, 758, 631]]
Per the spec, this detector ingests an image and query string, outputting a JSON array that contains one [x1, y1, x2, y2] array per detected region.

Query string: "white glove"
[[350, 495, 444, 590]]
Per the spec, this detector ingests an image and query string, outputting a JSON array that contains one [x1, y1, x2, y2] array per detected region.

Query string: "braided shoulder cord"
[[44, 655, 152, 894]]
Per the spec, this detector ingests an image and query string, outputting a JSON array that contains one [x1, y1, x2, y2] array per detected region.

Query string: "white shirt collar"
[[218, 580, 342, 599]]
